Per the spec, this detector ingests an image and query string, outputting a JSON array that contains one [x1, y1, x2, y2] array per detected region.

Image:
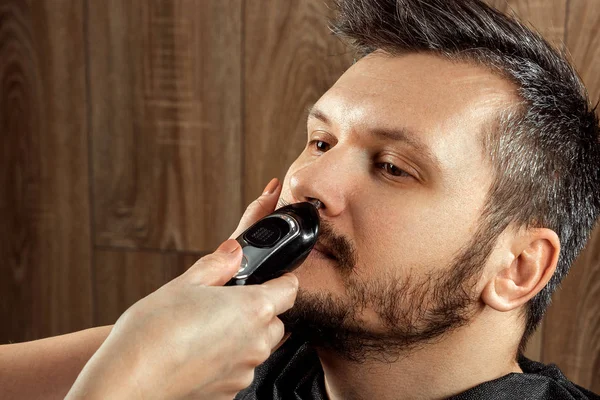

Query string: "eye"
[[377, 162, 412, 178], [309, 140, 331, 153]]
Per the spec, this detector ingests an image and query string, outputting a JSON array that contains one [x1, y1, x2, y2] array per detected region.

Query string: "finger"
[[266, 318, 285, 350], [229, 178, 282, 239], [186, 239, 243, 286], [258, 273, 299, 315]]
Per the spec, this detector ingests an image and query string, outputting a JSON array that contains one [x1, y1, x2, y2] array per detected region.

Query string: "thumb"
[[229, 178, 282, 239], [185, 239, 243, 286]]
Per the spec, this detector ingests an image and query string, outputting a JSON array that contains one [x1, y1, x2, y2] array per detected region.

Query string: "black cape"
[[236, 335, 599, 400]]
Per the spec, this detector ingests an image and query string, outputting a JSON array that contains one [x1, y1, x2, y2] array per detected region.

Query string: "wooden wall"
[[0, 0, 598, 392]]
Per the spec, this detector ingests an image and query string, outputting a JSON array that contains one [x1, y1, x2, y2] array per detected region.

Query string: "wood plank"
[[94, 249, 201, 326], [89, 0, 242, 252], [484, 0, 568, 50], [564, 0, 600, 103], [243, 0, 354, 203], [542, 0, 600, 392], [0, 0, 92, 342]]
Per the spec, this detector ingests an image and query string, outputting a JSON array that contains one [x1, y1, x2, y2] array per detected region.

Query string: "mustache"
[[318, 220, 357, 274], [277, 198, 357, 274]]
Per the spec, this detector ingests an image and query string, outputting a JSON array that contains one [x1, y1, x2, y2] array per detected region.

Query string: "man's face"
[[277, 52, 518, 359]]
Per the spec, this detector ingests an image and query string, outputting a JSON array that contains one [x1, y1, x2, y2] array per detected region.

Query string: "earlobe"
[[482, 228, 560, 312]]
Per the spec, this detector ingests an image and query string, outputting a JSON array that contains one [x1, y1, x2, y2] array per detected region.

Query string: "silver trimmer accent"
[[308, 199, 322, 210]]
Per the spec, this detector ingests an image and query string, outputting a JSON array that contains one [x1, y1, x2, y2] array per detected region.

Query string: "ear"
[[481, 228, 560, 312]]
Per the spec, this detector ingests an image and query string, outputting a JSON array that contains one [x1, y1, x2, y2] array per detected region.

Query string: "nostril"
[[307, 198, 323, 210]]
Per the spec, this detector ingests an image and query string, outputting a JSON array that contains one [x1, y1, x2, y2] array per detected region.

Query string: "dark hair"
[[331, 0, 600, 353]]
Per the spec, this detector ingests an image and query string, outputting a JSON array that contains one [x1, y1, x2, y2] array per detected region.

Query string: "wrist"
[[65, 336, 147, 399]]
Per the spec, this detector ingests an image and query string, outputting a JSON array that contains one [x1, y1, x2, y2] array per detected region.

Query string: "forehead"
[[314, 51, 518, 183], [327, 51, 516, 128]]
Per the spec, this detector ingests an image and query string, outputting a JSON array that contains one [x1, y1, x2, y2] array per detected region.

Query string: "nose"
[[288, 148, 360, 217]]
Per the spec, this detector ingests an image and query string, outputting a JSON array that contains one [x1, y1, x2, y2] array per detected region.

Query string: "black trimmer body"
[[225, 202, 320, 286]]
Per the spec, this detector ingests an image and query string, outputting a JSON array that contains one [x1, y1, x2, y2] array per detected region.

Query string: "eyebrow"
[[307, 106, 442, 173]]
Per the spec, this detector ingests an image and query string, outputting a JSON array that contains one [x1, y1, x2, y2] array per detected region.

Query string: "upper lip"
[[313, 242, 336, 259]]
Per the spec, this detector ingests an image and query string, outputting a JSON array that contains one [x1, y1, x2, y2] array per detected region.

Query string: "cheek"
[[352, 192, 484, 277]]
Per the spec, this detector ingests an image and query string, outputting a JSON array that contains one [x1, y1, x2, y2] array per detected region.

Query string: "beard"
[[279, 219, 499, 363]]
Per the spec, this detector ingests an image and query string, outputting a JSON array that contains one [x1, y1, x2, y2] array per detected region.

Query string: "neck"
[[317, 307, 523, 400]]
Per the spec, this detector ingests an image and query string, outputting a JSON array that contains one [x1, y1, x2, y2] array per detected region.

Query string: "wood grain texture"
[[89, 0, 242, 252], [564, 0, 600, 103], [94, 249, 201, 326], [0, 0, 92, 342], [243, 0, 354, 203], [542, 0, 600, 391], [484, 0, 568, 50]]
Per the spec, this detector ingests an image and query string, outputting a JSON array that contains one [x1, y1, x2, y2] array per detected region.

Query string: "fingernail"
[[217, 239, 241, 254], [262, 178, 279, 195]]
